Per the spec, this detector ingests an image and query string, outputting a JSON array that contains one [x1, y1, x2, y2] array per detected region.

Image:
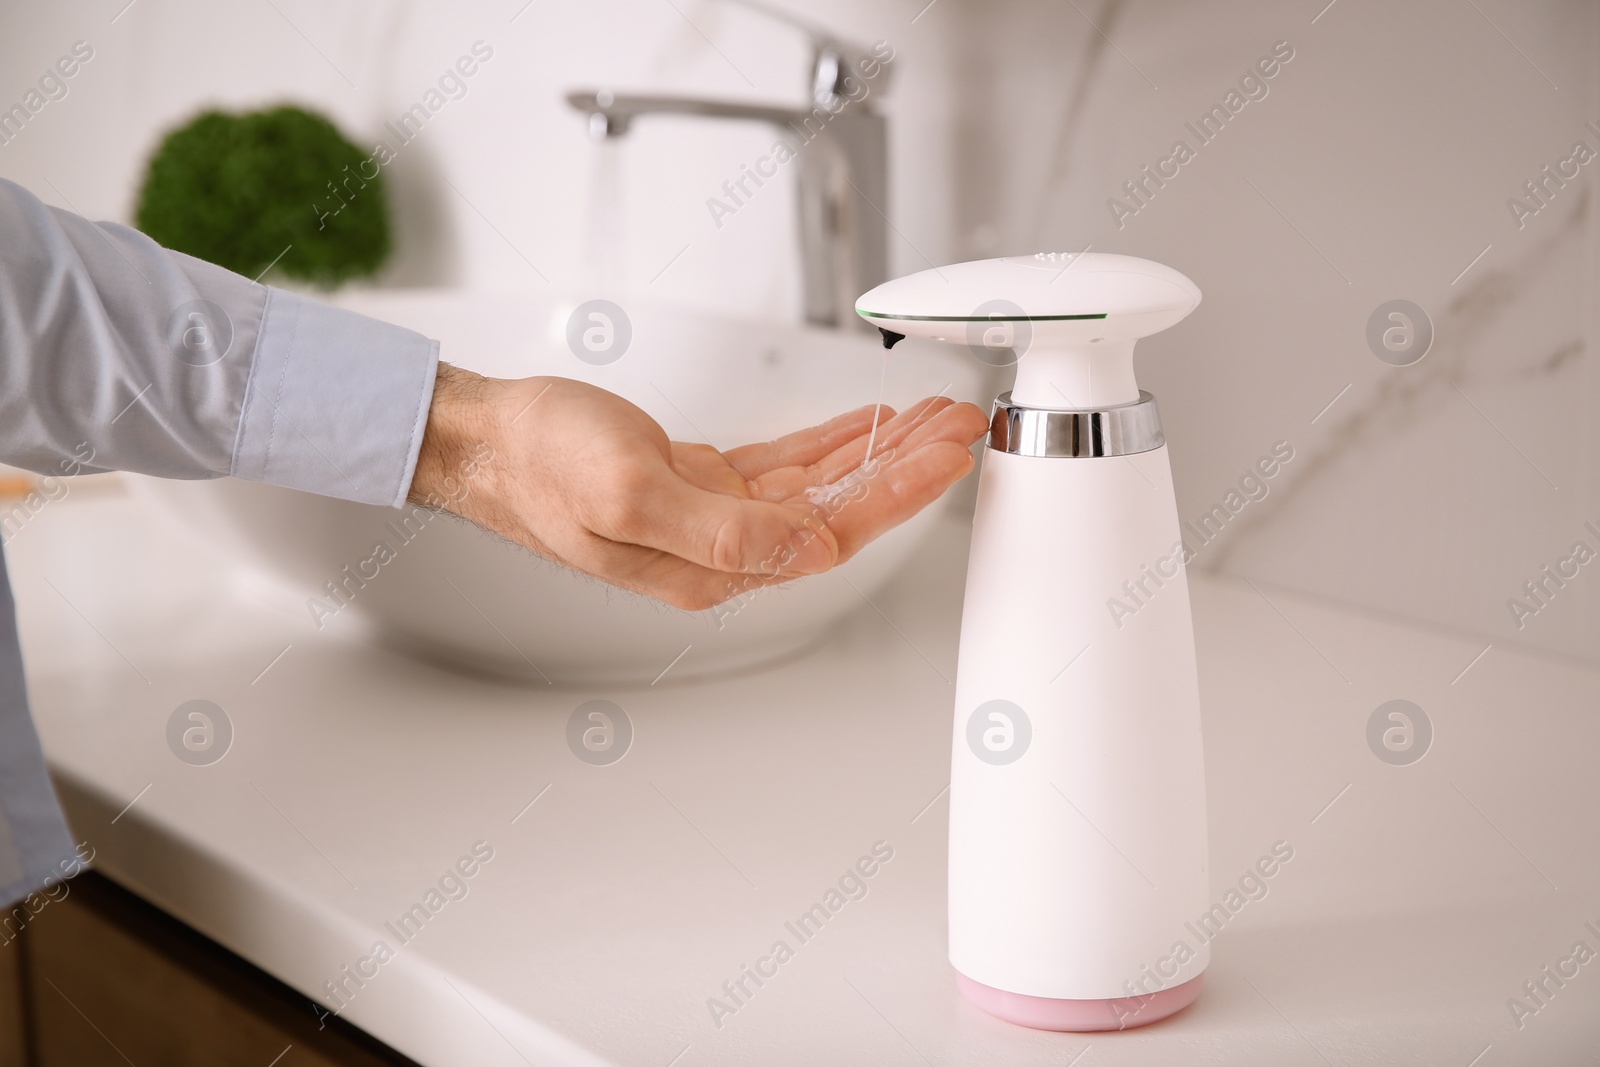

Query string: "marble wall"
[[939, 0, 1598, 667]]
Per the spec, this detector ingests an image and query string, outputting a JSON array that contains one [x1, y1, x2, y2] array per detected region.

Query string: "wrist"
[[408, 362, 498, 513]]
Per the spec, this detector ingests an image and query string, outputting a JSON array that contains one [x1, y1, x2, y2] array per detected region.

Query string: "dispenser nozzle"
[[878, 327, 905, 350]]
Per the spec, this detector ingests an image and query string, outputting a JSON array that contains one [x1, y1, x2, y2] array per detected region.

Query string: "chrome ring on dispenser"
[[988, 391, 1165, 458]]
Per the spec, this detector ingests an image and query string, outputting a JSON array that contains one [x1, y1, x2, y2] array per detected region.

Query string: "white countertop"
[[10, 484, 1600, 1064]]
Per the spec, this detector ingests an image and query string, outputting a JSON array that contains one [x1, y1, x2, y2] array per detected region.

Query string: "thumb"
[[626, 475, 839, 576]]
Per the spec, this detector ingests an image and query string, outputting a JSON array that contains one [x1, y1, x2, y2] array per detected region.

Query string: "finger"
[[593, 466, 840, 577], [722, 404, 896, 478], [670, 442, 750, 499], [809, 395, 957, 481], [742, 400, 985, 504], [553, 527, 785, 611], [882, 399, 990, 458], [809, 397, 982, 486], [810, 438, 981, 566]]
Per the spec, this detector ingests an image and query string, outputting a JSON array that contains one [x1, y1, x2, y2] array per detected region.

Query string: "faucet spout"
[[566, 92, 810, 136], [564, 86, 888, 331]]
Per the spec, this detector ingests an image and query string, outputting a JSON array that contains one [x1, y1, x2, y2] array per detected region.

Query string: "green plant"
[[135, 105, 390, 287]]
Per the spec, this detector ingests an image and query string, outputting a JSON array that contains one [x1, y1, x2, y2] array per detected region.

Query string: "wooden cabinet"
[[11, 873, 419, 1067], [1, 934, 24, 1067]]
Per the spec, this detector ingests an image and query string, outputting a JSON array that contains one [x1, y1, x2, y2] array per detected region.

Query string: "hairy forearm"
[[407, 363, 501, 514]]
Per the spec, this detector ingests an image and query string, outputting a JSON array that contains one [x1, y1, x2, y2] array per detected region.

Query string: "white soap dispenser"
[[858, 253, 1209, 1031]]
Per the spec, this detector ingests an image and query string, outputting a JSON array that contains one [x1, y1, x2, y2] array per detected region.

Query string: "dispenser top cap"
[[854, 252, 1200, 342], [856, 253, 1202, 410]]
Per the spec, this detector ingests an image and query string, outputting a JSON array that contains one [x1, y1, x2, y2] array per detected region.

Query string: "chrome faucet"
[[566, 17, 889, 330]]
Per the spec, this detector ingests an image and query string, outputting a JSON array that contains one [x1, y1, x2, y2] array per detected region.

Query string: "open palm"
[[411, 368, 990, 611]]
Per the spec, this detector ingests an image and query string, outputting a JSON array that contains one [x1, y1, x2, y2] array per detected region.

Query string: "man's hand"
[[409, 364, 989, 611]]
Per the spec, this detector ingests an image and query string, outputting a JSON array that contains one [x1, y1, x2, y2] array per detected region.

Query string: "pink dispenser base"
[[956, 971, 1204, 1032]]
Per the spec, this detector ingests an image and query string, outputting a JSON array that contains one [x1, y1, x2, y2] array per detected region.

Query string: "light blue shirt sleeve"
[[0, 176, 439, 908]]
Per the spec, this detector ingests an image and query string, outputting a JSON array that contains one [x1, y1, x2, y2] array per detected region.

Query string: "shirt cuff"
[[231, 289, 438, 509]]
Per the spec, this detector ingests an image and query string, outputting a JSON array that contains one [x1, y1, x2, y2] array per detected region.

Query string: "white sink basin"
[[133, 290, 983, 684]]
